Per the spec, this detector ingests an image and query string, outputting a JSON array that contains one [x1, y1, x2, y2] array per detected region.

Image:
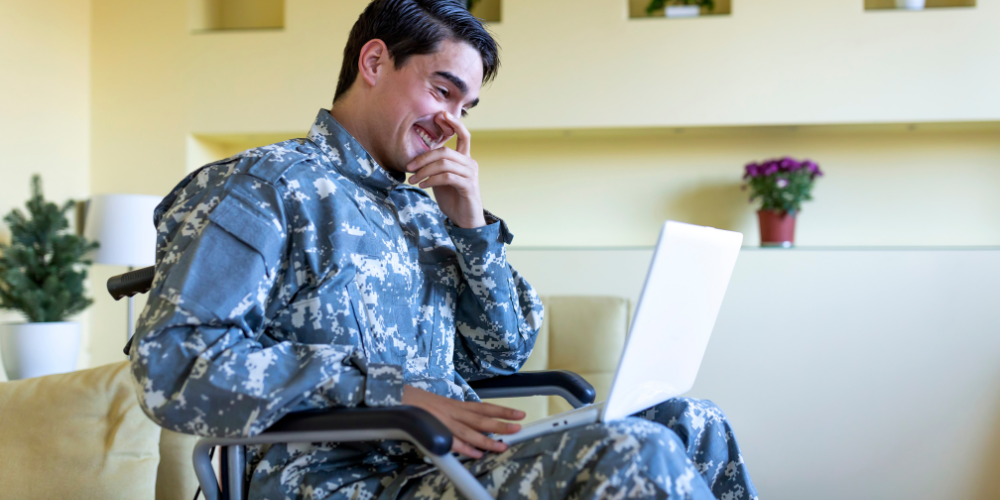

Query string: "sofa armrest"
[[469, 370, 597, 409]]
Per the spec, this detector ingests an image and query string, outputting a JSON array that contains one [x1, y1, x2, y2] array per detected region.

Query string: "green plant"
[[742, 157, 824, 215], [646, 0, 715, 15], [0, 175, 98, 322]]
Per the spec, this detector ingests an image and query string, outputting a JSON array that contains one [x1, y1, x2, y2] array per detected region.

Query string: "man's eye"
[[460, 109, 469, 118], [437, 87, 449, 98]]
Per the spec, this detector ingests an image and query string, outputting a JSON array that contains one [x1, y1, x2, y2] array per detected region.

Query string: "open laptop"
[[496, 221, 743, 446]]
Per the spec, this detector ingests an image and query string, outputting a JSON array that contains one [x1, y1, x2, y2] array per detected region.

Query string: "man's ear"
[[358, 39, 390, 88]]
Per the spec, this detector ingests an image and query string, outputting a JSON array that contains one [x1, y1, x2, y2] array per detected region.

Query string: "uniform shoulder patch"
[[244, 139, 320, 184]]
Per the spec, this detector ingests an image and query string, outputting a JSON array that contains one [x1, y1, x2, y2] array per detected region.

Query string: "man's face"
[[367, 39, 483, 172]]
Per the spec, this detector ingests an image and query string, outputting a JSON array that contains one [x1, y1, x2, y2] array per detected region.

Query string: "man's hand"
[[402, 385, 524, 459], [406, 112, 487, 229]]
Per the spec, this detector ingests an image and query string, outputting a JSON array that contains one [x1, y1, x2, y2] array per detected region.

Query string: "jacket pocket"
[[346, 280, 378, 363]]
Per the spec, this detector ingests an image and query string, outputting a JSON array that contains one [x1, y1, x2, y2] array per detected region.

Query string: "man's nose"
[[446, 103, 464, 121]]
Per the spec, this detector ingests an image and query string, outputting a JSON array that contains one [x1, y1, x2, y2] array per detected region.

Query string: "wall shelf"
[[469, 0, 501, 23], [864, 0, 975, 11], [189, 0, 284, 33], [628, 0, 732, 19]]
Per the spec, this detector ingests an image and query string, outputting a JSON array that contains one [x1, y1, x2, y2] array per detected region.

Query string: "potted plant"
[[742, 157, 823, 247], [0, 175, 98, 380], [646, 0, 715, 18]]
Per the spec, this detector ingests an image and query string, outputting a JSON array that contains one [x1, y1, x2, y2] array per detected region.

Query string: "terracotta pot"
[[758, 210, 796, 247]]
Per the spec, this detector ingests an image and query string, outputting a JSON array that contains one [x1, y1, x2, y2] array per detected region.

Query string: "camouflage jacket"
[[129, 110, 544, 482]]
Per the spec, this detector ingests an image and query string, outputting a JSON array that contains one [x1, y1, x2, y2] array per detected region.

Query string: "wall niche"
[[190, 0, 284, 32], [865, 0, 975, 10], [468, 0, 501, 23], [629, 0, 732, 18]]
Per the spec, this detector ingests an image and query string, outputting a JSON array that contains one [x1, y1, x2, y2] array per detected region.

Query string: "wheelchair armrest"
[[264, 405, 452, 455], [107, 265, 155, 300], [193, 405, 452, 455], [469, 370, 597, 408], [193, 406, 460, 500]]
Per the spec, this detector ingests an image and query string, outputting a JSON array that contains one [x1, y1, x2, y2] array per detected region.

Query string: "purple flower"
[[744, 156, 823, 180], [801, 160, 822, 177], [779, 157, 799, 172]]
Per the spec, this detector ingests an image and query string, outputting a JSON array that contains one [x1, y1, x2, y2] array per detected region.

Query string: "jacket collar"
[[307, 109, 404, 198]]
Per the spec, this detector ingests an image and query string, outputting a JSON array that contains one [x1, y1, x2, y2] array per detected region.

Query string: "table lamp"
[[84, 194, 161, 346]]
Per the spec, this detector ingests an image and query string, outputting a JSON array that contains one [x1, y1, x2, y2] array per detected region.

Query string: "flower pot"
[[895, 0, 925, 10], [758, 210, 796, 248], [0, 322, 80, 380], [665, 5, 701, 18]]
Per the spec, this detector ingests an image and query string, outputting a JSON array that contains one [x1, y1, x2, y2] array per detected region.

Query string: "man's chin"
[[379, 153, 410, 175]]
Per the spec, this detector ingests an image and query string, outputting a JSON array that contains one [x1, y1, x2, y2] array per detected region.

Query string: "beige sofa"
[[0, 295, 628, 499]]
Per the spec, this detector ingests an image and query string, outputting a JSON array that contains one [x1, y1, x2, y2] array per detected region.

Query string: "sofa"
[[0, 295, 629, 499]]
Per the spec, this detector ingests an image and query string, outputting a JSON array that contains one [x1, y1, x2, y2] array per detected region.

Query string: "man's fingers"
[[408, 160, 471, 185], [454, 422, 508, 454], [456, 411, 522, 435], [436, 112, 471, 156], [451, 437, 483, 459], [416, 172, 472, 191], [466, 401, 527, 421], [406, 148, 469, 173]]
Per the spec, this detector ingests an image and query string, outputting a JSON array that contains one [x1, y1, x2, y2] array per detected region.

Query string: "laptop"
[[496, 221, 743, 446]]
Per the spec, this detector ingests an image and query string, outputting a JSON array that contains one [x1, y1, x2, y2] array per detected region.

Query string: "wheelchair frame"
[[109, 266, 596, 500]]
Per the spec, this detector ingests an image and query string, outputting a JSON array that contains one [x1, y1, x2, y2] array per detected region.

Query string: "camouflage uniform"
[[130, 110, 757, 500]]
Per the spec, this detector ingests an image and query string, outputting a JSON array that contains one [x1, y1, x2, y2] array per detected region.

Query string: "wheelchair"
[[109, 266, 596, 500]]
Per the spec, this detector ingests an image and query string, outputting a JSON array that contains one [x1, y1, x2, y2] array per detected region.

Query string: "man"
[[130, 1, 757, 499]]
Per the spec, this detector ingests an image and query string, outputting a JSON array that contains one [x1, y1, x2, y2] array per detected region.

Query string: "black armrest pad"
[[264, 406, 452, 455], [469, 370, 597, 405], [107, 265, 155, 301]]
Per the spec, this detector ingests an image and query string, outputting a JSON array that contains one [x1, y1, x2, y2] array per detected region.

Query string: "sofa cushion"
[[482, 296, 629, 423], [156, 429, 200, 500], [0, 361, 161, 499], [546, 296, 629, 375]]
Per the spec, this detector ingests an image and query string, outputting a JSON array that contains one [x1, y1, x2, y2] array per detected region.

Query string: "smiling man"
[[129, 1, 756, 499]]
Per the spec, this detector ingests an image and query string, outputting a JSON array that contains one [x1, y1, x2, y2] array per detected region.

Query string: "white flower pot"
[[666, 5, 701, 18], [896, 0, 925, 10], [0, 322, 80, 380]]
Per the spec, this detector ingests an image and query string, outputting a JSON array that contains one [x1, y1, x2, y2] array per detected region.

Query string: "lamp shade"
[[84, 194, 161, 267]]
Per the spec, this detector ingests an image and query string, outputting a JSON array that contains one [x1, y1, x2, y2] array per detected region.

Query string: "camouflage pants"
[[397, 398, 756, 500]]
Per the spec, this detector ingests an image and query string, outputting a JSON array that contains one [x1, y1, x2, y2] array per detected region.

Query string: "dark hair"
[[334, 0, 500, 102]]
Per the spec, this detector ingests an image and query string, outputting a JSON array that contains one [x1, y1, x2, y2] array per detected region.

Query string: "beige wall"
[[81, 0, 1000, 390], [1, 0, 998, 495], [194, 123, 1000, 247], [0, 0, 92, 377], [474, 124, 1000, 247], [508, 247, 1000, 500]]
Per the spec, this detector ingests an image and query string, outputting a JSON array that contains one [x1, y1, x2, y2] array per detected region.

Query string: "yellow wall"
[[90, 0, 1000, 192], [194, 123, 1000, 247], [0, 0, 92, 376], [83, 0, 1000, 366], [475, 124, 1000, 247]]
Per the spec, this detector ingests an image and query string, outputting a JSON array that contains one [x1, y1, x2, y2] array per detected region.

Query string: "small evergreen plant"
[[0, 175, 98, 323]]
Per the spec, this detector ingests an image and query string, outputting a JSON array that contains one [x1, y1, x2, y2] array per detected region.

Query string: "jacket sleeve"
[[448, 212, 544, 381], [129, 173, 402, 438]]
